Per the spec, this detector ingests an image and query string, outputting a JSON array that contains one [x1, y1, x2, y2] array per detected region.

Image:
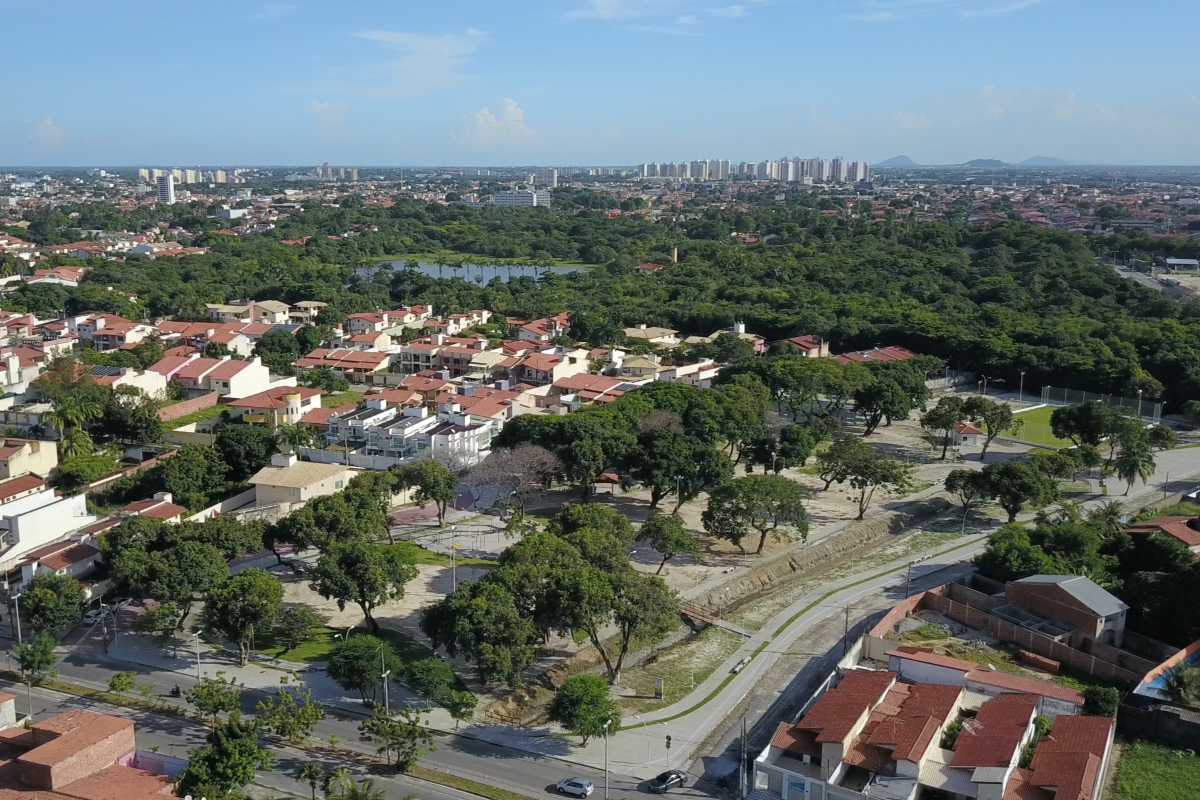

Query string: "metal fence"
[[1040, 385, 1163, 423]]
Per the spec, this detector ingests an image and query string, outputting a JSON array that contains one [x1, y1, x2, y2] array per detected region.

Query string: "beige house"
[[623, 324, 680, 348], [249, 454, 360, 508], [252, 300, 291, 325], [229, 387, 322, 428], [0, 439, 58, 479], [289, 300, 328, 326], [206, 303, 253, 323]]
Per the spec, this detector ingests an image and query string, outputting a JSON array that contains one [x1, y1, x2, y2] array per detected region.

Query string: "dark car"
[[647, 771, 688, 793]]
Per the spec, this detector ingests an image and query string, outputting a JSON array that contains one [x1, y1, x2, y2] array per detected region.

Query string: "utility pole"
[[740, 714, 748, 800], [451, 526, 458, 591], [843, 604, 850, 655], [193, 630, 203, 680], [603, 720, 611, 800], [381, 646, 392, 763], [905, 562, 913, 598], [1019, 371, 1026, 406]]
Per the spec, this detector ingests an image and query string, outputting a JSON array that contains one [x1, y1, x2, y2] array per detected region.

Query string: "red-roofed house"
[[156, 355, 274, 399], [1127, 515, 1200, 553], [782, 334, 831, 358], [953, 422, 983, 447], [754, 669, 1113, 800], [228, 387, 322, 428], [833, 346, 917, 365], [293, 349, 391, 383], [0, 707, 179, 800]]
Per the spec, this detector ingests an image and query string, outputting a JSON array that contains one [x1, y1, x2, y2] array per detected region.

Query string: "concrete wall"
[[691, 496, 953, 615], [162, 425, 216, 447], [1119, 701, 1200, 750], [187, 487, 257, 522], [2, 495, 97, 568], [157, 391, 219, 422]]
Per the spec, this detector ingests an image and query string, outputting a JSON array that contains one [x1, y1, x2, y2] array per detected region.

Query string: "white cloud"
[[28, 116, 65, 147], [452, 98, 538, 148], [845, 0, 1046, 22], [892, 111, 930, 131], [310, 99, 350, 139], [250, 3, 296, 20], [323, 29, 486, 99], [566, 0, 761, 32]]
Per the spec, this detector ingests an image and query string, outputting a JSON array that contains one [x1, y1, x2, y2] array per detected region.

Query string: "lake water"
[[363, 260, 587, 283]]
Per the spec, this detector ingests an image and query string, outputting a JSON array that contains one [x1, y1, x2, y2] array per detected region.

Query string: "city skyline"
[[1, 1, 1197, 166]]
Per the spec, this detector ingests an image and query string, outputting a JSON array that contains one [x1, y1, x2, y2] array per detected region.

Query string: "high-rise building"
[[534, 167, 558, 188], [338, 167, 346, 180], [171, 169, 183, 183], [156, 175, 175, 205], [150, 168, 163, 181], [137, 168, 149, 182], [831, 158, 849, 183], [641, 163, 658, 178], [351, 168, 359, 181], [214, 170, 227, 184], [707, 160, 730, 180], [850, 161, 870, 182], [183, 169, 199, 184], [689, 161, 709, 181], [492, 189, 553, 207]]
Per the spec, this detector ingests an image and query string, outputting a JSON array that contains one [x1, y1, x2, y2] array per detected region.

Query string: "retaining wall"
[[691, 495, 953, 615]]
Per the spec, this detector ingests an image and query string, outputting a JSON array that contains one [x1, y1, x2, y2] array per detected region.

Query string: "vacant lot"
[[1111, 740, 1200, 800]]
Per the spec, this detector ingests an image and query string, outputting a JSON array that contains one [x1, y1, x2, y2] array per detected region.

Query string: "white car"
[[556, 778, 594, 798], [82, 609, 103, 625], [108, 597, 134, 609]]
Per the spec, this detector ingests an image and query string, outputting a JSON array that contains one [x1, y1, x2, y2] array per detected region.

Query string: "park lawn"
[[615, 626, 744, 714], [392, 541, 496, 567], [1112, 740, 1200, 800], [257, 625, 434, 665], [167, 404, 232, 430], [1009, 406, 1073, 448], [320, 390, 363, 409]]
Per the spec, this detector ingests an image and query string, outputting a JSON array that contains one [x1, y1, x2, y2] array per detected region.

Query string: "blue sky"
[[2, 0, 1197, 166]]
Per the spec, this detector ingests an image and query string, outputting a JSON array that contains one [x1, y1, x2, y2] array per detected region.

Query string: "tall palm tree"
[[298, 764, 324, 800], [1115, 445, 1156, 495], [59, 427, 96, 460], [332, 779, 385, 800], [277, 423, 316, 454], [322, 767, 352, 798], [44, 395, 103, 434], [1085, 500, 1125, 536]]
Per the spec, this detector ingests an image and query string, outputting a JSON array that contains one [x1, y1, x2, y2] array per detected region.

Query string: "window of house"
[[289, 487, 299, 497], [335, 480, 343, 489]]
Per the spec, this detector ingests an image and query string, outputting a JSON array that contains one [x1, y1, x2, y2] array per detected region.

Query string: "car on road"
[[556, 778, 594, 797], [107, 597, 134, 609], [647, 771, 688, 793], [82, 609, 103, 625]]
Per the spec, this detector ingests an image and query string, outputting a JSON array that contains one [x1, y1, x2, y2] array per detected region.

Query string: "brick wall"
[[1005, 582, 1102, 636], [157, 391, 219, 422], [921, 593, 1143, 685], [20, 726, 135, 790], [868, 590, 932, 637]]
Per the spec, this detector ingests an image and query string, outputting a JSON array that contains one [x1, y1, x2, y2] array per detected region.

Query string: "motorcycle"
[[168, 685, 182, 698]]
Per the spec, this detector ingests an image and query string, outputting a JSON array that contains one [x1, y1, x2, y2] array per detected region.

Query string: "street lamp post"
[[381, 646, 392, 762], [192, 630, 203, 681], [451, 526, 459, 591], [11, 593, 21, 644], [982, 376, 989, 396], [1019, 371, 1026, 406], [1137, 389, 1144, 420], [602, 720, 611, 800]]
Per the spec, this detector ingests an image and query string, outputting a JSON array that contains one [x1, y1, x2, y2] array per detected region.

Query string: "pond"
[[361, 260, 587, 283]]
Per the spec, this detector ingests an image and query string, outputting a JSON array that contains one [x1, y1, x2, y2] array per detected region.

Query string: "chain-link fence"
[[1040, 385, 1162, 423]]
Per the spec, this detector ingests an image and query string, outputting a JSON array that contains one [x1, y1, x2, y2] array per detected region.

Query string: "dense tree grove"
[[9, 197, 1200, 407]]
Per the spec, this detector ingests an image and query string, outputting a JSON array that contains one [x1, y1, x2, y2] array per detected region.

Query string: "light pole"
[[11, 593, 21, 644], [602, 720, 611, 800], [982, 376, 989, 397], [381, 647, 392, 763], [451, 526, 459, 591], [192, 630, 203, 681], [905, 562, 913, 598], [1019, 371, 1026, 406], [1137, 389, 1144, 420]]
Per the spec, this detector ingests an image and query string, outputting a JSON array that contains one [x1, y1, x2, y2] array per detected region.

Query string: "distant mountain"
[[873, 155, 921, 168], [1020, 156, 1076, 167], [961, 159, 1011, 169]]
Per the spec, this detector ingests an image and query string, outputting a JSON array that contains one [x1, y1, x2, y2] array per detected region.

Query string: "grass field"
[[1009, 405, 1072, 448], [167, 404, 232, 430], [1112, 740, 1200, 800], [392, 541, 496, 567], [320, 390, 363, 409], [257, 624, 434, 665]]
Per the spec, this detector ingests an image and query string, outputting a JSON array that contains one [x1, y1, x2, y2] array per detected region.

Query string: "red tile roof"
[[950, 692, 1038, 768], [770, 722, 821, 758], [1127, 516, 1200, 549], [797, 670, 895, 744], [228, 386, 321, 409], [145, 355, 194, 376], [866, 683, 960, 762], [0, 474, 45, 502], [56, 764, 174, 800], [174, 357, 223, 380], [954, 422, 984, 435], [38, 543, 99, 571], [203, 358, 255, 381], [966, 669, 1085, 705], [121, 499, 186, 520], [1028, 715, 1112, 800]]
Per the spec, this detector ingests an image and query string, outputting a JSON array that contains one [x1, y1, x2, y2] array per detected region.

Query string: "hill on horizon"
[[873, 155, 920, 168], [960, 158, 1011, 169]]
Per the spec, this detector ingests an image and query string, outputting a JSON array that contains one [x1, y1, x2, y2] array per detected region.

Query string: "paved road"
[[38, 650, 698, 800]]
